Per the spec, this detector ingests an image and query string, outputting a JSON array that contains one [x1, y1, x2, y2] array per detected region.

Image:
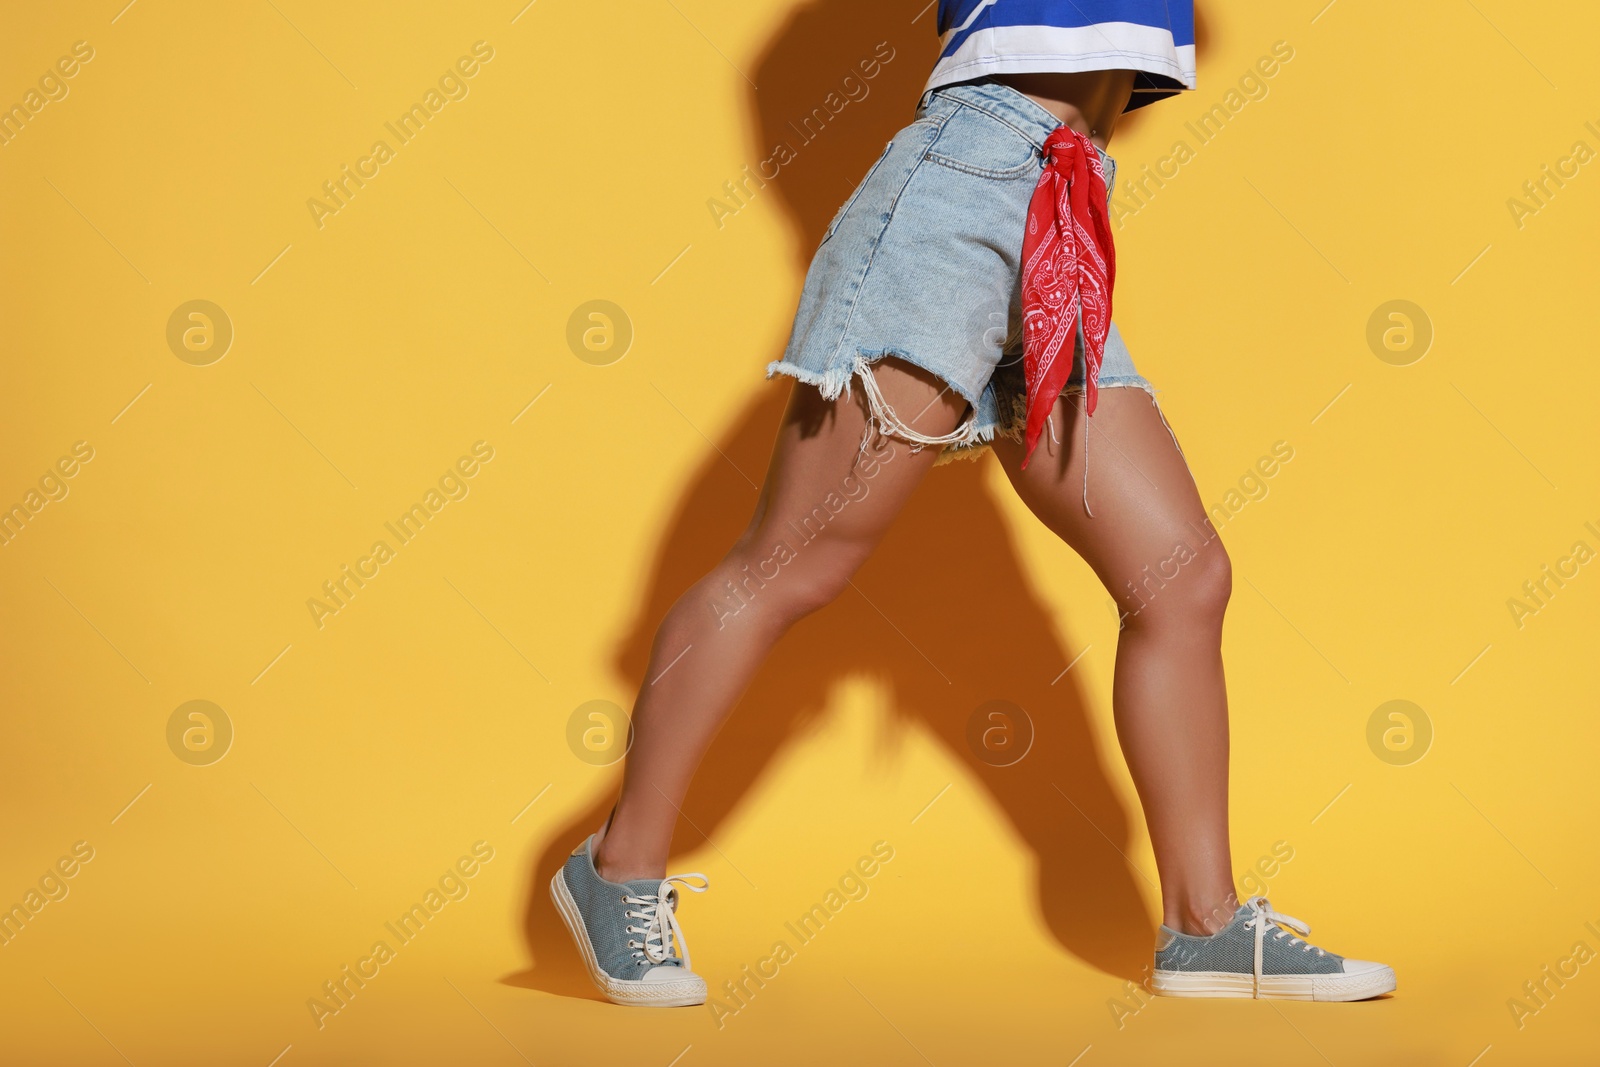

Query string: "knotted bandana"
[[1019, 124, 1116, 469]]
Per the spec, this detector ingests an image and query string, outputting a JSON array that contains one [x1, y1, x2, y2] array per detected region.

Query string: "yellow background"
[[2, 0, 1597, 1064]]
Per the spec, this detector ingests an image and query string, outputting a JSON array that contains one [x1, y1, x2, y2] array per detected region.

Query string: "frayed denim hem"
[[932, 389, 1025, 466], [765, 359, 1173, 482], [765, 357, 863, 405], [766, 352, 985, 459], [936, 375, 1163, 466]]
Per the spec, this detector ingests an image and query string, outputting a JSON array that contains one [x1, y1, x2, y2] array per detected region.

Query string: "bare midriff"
[[987, 70, 1135, 151]]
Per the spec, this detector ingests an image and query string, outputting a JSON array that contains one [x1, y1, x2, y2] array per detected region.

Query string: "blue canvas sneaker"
[[1151, 896, 1395, 1001], [549, 834, 710, 1006]]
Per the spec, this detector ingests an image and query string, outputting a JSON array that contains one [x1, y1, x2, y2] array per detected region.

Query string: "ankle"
[[591, 828, 665, 884], [1168, 890, 1241, 936]]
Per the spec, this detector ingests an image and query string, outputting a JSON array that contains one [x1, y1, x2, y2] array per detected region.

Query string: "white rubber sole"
[[1151, 965, 1396, 1002], [549, 868, 708, 1007]]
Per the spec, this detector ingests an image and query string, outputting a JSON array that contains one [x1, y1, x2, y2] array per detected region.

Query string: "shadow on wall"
[[508, 0, 1210, 1000]]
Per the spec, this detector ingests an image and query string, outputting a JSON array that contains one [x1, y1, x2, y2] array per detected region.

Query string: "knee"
[[715, 531, 864, 628], [1120, 541, 1231, 632], [1189, 545, 1233, 621], [784, 564, 857, 621]]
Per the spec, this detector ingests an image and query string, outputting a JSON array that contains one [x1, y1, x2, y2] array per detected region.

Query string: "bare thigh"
[[991, 389, 1229, 618], [735, 358, 972, 619]]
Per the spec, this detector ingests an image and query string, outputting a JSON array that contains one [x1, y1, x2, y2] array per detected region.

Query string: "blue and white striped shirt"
[[927, 1, 1196, 111]]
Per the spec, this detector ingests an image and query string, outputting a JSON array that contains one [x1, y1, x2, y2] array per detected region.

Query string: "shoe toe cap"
[[1341, 958, 1395, 980], [641, 965, 702, 984]]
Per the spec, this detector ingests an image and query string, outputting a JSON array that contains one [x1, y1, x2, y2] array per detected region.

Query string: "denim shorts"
[[766, 79, 1154, 464]]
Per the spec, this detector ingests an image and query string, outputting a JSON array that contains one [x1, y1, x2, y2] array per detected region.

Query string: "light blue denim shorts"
[[766, 79, 1154, 464]]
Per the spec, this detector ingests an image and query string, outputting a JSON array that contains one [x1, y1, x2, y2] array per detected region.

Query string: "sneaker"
[[1150, 896, 1395, 1001], [549, 833, 710, 1006]]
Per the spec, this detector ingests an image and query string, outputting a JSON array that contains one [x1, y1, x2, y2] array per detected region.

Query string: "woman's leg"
[[992, 388, 1239, 936], [593, 359, 967, 882]]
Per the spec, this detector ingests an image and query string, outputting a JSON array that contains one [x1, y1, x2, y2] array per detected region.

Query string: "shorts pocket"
[[925, 105, 1040, 181]]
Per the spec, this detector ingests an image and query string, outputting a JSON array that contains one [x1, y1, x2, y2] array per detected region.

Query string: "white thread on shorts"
[[1151, 391, 1185, 458], [1082, 403, 1093, 518], [855, 360, 978, 450]]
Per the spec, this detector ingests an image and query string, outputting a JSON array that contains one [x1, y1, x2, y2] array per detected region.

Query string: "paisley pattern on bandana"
[[1019, 124, 1116, 469]]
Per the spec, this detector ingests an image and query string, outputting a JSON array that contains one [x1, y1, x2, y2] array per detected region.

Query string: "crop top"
[[926, 0, 1196, 112]]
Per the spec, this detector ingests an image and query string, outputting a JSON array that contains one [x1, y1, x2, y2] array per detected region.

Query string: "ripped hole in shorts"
[[851, 357, 980, 461]]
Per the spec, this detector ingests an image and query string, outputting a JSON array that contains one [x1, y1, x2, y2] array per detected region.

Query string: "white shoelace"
[[1242, 896, 1324, 998], [624, 873, 709, 971]]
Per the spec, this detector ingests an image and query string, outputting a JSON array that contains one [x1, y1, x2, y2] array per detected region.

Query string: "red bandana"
[[1019, 125, 1116, 469]]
